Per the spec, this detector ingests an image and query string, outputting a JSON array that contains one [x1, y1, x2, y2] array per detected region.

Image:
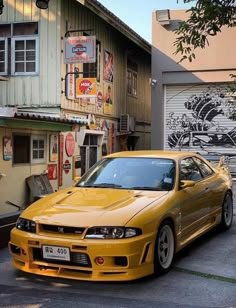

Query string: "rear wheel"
[[154, 221, 175, 275], [220, 193, 233, 230]]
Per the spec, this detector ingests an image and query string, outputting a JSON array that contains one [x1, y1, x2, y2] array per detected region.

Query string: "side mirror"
[[180, 180, 195, 189], [73, 176, 81, 183]]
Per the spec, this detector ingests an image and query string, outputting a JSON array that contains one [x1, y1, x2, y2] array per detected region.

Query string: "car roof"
[[105, 150, 197, 160]]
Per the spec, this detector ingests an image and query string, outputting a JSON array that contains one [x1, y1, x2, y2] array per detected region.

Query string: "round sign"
[[65, 133, 75, 157], [63, 159, 71, 174], [74, 44, 86, 56]]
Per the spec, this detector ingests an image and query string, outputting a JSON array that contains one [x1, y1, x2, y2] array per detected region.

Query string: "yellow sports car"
[[9, 151, 233, 281]]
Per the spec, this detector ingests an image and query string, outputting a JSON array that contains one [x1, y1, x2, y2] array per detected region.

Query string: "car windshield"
[[76, 157, 176, 191]]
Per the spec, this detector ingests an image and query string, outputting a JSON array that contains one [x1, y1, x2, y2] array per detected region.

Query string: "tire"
[[220, 193, 233, 230], [154, 221, 175, 275]]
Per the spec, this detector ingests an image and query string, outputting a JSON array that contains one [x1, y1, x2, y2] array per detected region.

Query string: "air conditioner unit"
[[120, 114, 136, 133]]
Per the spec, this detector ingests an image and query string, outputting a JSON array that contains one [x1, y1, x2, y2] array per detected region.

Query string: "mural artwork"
[[166, 86, 236, 156]]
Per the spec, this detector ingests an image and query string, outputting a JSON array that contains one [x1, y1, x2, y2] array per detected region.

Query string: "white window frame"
[[31, 135, 47, 164], [0, 38, 7, 75], [11, 36, 39, 76]]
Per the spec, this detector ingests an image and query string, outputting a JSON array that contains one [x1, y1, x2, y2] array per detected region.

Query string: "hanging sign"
[[76, 78, 97, 98], [64, 36, 96, 64]]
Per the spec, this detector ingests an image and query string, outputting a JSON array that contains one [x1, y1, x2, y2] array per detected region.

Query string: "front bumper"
[[9, 227, 155, 281]]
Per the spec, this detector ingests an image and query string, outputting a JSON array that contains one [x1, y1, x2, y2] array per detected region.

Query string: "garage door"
[[164, 84, 236, 157]]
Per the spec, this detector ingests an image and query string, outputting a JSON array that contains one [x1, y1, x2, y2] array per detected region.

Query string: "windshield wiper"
[[83, 183, 122, 188], [129, 186, 161, 191]]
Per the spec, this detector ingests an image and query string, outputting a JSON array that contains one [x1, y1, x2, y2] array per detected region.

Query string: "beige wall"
[[151, 9, 236, 150], [152, 9, 236, 82], [0, 128, 59, 214]]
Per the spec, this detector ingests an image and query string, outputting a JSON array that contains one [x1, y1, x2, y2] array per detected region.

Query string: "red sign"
[[48, 164, 57, 180], [65, 133, 75, 157], [63, 159, 71, 174], [59, 134, 64, 186]]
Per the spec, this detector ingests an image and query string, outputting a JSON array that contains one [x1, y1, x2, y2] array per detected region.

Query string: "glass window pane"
[[26, 62, 35, 72], [39, 150, 44, 159], [15, 51, 24, 61], [26, 51, 35, 61], [0, 24, 11, 37], [0, 52, 5, 62], [33, 150, 38, 159], [39, 140, 44, 148], [0, 41, 5, 49], [15, 62, 24, 72], [13, 23, 38, 36], [0, 63, 5, 71], [33, 140, 38, 148], [15, 41, 24, 50], [26, 40, 35, 50]]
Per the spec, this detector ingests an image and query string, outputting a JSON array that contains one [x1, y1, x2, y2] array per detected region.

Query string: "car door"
[[177, 157, 212, 243]]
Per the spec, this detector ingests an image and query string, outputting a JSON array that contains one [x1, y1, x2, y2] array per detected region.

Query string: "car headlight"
[[16, 217, 36, 233], [85, 227, 142, 239]]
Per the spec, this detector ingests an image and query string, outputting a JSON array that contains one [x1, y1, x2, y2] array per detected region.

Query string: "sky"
[[98, 0, 193, 43]]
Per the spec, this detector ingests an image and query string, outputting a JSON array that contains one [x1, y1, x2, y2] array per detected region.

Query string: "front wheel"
[[220, 193, 233, 230], [154, 221, 175, 275]]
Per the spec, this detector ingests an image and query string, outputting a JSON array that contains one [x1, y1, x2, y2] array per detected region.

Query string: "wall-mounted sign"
[[65, 133, 75, 157], [64, 36, 96, 64], [63, 159, 71, 174], [48, 164, 57, 180], [97, 91, 103, 109], [49, 134, 58, 162], [76, 78, 97, 98], [3, 136, 12, 161]]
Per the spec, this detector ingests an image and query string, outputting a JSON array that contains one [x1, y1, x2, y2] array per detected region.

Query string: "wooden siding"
[[60, 0, 151, 123], [0, 0, 61, 107], [0, 0, 151, 124]]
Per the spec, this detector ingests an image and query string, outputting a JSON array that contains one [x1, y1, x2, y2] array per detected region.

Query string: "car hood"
[[22, 187, 169, 226]]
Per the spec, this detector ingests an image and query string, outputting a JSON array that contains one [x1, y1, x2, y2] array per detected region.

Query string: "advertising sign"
[[64, 36, 96, 64], [65, 133, 75, 157], [3, 136, 12, 161], [76, 78, 97, 98]]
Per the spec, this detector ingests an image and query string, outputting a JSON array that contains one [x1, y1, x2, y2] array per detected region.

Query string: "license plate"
[[42, 245, 70, 261]]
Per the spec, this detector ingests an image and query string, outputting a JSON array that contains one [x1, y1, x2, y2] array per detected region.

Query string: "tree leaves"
[[174, 0, 236, 62]]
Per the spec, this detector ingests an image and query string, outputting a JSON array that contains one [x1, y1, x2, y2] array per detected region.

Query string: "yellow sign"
[[76, 78, 97, 98]]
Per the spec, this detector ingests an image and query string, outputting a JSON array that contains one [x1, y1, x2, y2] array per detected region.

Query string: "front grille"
[[41, 224, 85, 235], [32, 248, 92, 268]]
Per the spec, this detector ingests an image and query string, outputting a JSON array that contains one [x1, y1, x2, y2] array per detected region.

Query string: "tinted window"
[[180, 158, 202, 182], [193, 157, 214, 178]]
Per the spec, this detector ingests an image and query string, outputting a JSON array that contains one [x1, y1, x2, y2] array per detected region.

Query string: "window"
[[0, 22, 38, 76], [127, 58, 137, 97], [13, 134, 46, 164], [180, 158, 202, 182], [31, 135, 46, 163], [83, 40, 101, 82], [193, 157, 214, 178]]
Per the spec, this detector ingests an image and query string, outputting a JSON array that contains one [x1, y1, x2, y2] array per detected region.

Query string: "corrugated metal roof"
[[15, 112, 89, 125]]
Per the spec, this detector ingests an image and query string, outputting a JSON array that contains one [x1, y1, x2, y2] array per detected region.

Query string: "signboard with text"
[[64, 36, 96, 64]]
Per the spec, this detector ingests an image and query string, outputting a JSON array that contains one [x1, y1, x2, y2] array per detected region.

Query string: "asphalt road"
[[0, 189, 236, 307]]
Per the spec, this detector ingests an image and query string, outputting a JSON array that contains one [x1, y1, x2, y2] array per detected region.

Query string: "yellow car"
[[9, 151, 233, 281]]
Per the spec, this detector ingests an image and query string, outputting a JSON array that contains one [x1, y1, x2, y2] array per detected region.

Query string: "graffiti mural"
[[166, 86, 236, 155]]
